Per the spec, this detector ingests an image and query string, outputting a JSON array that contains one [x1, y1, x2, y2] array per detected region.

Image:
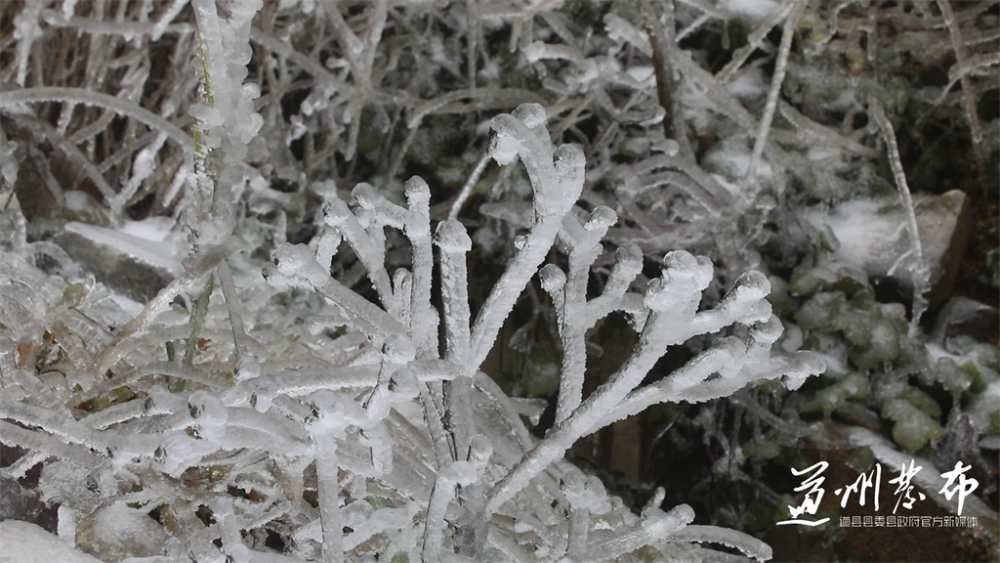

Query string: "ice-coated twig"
[[80, 361, 225, 403], [267, 360, 461, 396], [715, 0, 797, 83], [422, 434, 492, 563], [0, 399, 107, 452], [115, 132, 169, 214], [666, 525, 773, 562], [152, 0, 191, 40], [484, 251, 712, 515], [544, 208, 642, 424], [420, 381, 455, 469], [729, 390, 822, 439], [559, 472, 609, 560], [466, 0, 480, 89], [739, 0, 805, 200], [0, 419, 101, 471], [600, 334, 826, 426], [12, 3, 43, 86], [308, 390, 357, 563], [0, 87, 193, 155], [468, 104, 585, 372], [87, 236, 242, 378], [868, 96, 930, 332], [41, 8, 196, 38], [936, 0, 986, 178], [847, 426, 998, 520], [216, 260, 253, 364], [402, 177, 437, 353], [323, 195, 399, 316], [406, 88, 546, 129], [434, 216, 480, 466], [437, 220, 473, 365], [264, 243, 409, 340], [486, 255, 824, 516], [778, 101, 882, 159], [212, 496, 252, 563], [449, 149, 491, 222], [577, 504, 694, 562], [183, 273, 214, 367]]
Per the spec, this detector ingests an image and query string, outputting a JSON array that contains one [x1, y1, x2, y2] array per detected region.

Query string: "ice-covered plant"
[[3, 1, 995, 561], [257, 101, 828, 561], [187, 0, 264, 237], [0, 99, 825, 562]]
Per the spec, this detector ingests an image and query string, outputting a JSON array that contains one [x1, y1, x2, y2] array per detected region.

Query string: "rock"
[[0, 443, 59, 533], [53, 221, 181, 303], [804, 190, 972, 308], [930, 296, 1000, 343], [75, 503, 170, 561], [0, 476, 59, 534], [0, 520, 103, 563]]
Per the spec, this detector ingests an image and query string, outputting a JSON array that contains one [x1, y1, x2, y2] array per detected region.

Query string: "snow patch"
[[724, 0, 783, 21], [64, 222, 182, 276], [726, 68, 768, 98], [0, 520, 103, 563]]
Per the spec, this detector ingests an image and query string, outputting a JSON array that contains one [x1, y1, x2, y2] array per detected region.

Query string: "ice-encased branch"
[[422, 434, 492, 562], [543, 207, 643, 424], [468, 104, 585, 373], [868, 95, 930, 333], [87, 235, 243, 379], [597, 321, 826, 427], [436, 220, 473, 365], [485, 253, 824, 516], [666, 525, 773, 562], [484, 251, 713, 515], [264, 243, 409, 341], [308, 390, 350, 563], [190, 0, 263, 167], [324, 192, 398, 315], [0, 87, 193, 154], [576, 504, 695, 562]]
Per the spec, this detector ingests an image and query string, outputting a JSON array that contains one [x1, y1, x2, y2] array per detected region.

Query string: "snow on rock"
[[931, 296, 1000, 343], [54, 221, 182, 302], [803, 190, 971, 307], [74, 503, 170, 561], [0, 520, 103, 563]]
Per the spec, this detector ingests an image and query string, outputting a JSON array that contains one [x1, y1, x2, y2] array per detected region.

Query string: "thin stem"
[[739, 0, 805, 200], [868, 95, 929, 332], [936, 0, 988, 196], [216, 260, 249, 364], [448, 149, 490, 222], [0, 87, 193, 154]]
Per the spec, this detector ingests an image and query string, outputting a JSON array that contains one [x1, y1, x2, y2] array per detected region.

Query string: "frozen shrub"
[[1, 0, 996, 561], [0, 98, 824, 561]]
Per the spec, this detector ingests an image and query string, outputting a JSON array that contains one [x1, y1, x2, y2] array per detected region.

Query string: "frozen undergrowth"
[[0, 0, 829, 558], [0, 93, 826, 560], [0, 0, 998, 561]]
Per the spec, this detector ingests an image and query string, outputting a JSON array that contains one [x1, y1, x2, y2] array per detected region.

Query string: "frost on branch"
[[0, 104, 821, 562], [257, 103, 823, 561]]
